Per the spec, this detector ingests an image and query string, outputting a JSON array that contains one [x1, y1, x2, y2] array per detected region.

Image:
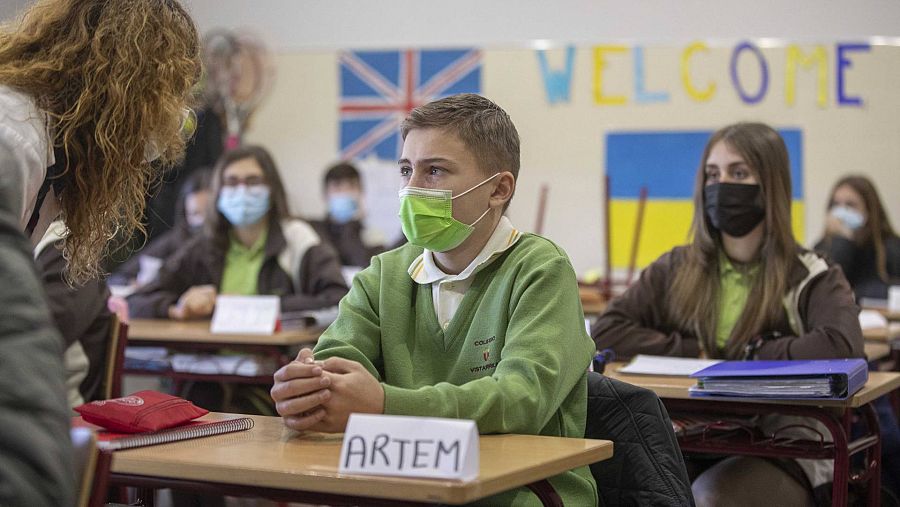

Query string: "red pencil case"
[[74, 390, 209, 433]]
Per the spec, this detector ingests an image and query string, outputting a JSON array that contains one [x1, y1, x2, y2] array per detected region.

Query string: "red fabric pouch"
[[73, 390, 209, 433]]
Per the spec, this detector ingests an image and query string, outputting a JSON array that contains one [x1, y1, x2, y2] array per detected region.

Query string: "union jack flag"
[[339, 48, 482, 160]]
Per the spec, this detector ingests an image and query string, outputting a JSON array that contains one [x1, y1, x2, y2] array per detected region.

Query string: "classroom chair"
[[585, 371, 695, 506], [102, 316, 129, 400], [71, 427, 112, 507]]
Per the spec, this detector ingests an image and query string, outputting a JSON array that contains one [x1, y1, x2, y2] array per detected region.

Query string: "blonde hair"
[[669, 123, 796, 359], [0, 0, 200, 284]]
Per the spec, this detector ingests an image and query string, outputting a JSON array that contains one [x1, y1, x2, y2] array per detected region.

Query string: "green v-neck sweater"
[[314, 234, 598, 506]]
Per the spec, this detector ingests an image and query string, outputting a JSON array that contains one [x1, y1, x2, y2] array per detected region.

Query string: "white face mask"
[[831, 205, 865, 231]]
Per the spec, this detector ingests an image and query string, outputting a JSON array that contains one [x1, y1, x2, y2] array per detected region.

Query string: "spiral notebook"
[[72, 416, 254, 451]]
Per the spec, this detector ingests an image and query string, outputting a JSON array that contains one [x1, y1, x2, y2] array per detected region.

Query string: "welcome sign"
[[536, 41, 873, 107]]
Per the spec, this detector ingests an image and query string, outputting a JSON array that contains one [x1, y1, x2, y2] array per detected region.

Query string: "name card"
[[339, 414, 479, 481], [210, 295, 280, 335]]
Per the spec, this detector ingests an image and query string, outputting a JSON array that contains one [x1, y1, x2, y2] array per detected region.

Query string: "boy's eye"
[[429, 166, 443, 176], [399, 166, 411, 177]]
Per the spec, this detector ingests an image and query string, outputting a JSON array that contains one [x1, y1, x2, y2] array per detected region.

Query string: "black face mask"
[[703, 182, 765, 237]]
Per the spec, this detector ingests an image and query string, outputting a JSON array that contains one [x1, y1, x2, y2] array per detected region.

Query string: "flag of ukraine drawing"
[[606, 129, 804, 269]]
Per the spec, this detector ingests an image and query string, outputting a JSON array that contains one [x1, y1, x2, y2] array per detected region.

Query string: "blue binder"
[[689, 359, 869, 400]]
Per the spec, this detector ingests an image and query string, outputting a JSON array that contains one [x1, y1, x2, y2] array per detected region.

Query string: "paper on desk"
[[210, 295, 280, 335], [859, 310, 888, 330], [618, 355, 722, 376]]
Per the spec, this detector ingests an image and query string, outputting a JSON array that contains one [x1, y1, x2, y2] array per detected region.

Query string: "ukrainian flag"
[[606, 130, 804, 269]]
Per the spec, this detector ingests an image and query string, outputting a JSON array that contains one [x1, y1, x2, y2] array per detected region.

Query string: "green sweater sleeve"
[[313, 257, 384, 377], [384, 256, 593, 434]]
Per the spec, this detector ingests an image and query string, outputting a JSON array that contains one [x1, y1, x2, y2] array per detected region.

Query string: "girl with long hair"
[[593, 123, 864, 505], [815, 174, 900, 300], [128, 145, 347, 326]]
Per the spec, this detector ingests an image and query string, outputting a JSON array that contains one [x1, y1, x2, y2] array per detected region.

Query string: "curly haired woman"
[[0, 1, 199, 505], [0, 0, 200, 283]]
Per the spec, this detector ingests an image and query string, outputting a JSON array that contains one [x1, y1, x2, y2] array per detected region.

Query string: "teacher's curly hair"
[[0, 0, 201, 283]]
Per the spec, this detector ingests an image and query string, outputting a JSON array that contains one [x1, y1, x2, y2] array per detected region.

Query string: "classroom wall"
[[4, 1, 899, 276], [179, 0, 900, 275], [241, 43, 900, 276]]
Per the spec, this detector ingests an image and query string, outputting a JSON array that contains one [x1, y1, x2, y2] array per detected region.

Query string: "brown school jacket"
[[128, 218, 349, 318], [592, 246, 864, 360]]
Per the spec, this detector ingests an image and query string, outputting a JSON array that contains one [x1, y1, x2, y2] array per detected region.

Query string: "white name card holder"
[[210, 295, 280, 335], [339, 413, 479, 482]]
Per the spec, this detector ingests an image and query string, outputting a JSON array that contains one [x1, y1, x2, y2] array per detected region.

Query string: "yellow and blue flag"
[[606, 130, 804, 269]]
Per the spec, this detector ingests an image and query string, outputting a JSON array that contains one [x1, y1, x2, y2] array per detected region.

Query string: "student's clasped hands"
[[270, 348, 385, 432]]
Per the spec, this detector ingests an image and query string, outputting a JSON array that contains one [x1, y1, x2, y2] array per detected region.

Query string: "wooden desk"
[[604, 363, 900, 409], [111, 413, 613, 506], [128, 319, 320, 346], [579, 287, 608, 316], [603, 362, 900, 506], [125, 319, 322, 384], [865, 341, 892, 362], [862, 323, 900, 343]]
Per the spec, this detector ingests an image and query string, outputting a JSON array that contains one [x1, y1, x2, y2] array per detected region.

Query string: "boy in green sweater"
[[270, 94, 598, 506]]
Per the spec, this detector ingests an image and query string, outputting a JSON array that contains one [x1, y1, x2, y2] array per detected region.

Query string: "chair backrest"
[[71, 427, 112, 507], [585, 371, 695, 507], [102, 316, 128, 400]]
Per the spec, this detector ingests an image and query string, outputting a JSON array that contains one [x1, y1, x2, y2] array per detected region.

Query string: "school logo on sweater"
[[339, 48, 481, 160], [470, 336, 498, 373]]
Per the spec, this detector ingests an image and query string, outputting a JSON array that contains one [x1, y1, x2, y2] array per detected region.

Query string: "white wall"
[[181, 0, 900, 50]]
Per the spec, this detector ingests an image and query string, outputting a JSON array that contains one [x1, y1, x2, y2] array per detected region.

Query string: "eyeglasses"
[[222, 175, 266, 187]]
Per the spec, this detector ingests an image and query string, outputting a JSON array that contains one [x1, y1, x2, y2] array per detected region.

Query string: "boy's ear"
[[489, 171, 516, 208]]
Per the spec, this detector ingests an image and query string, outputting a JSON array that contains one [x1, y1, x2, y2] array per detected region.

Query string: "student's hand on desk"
[[271, 348, 331, 431], [168, 284, 217, 320], [310, 357, 385, 433]]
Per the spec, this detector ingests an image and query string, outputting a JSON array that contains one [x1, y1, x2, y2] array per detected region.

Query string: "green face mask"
[[398, 174, 498, 252]]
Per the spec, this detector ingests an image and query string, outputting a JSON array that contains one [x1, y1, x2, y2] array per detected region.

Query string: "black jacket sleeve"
[[127, 239, 209, 318]]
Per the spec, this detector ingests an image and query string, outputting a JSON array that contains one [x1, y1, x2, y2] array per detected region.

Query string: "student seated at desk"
[[592, 123, 864, 506], [112, 168, 213, 288], [35, 220, 113, 407], [814, 175, 900, 301], [308, 161, 386, 267], [270, 94, 597, 506], [129, 145, 348, 323]]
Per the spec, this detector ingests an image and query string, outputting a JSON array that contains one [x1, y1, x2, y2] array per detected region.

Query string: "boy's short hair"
[[401, 94, 520, 181], [323, 161, 362, 190]]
